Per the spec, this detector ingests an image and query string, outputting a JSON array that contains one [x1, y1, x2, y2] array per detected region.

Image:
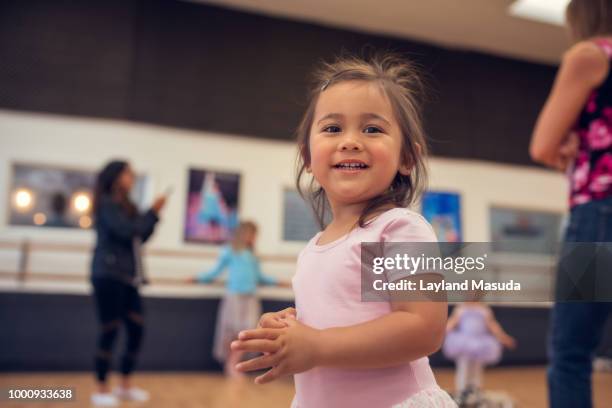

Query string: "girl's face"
[[240, 228, 257, 247], [116, 165, 135, 193], [242, 228, 257, 247], [308, 80, 411, 207]]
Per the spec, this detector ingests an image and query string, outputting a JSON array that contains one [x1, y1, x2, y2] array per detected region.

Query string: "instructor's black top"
[[91, 196, 159, 285]]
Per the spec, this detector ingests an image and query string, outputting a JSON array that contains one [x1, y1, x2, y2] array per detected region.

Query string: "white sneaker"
[[113, 386, 150, 402], [91, 392, 119, 407], [594, 357, 612, 372]]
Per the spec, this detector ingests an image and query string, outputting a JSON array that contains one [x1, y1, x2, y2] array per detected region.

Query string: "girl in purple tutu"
[[443, 301, 516, 402]]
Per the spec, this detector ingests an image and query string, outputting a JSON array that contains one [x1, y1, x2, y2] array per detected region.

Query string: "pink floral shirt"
[[570, 39, 612, 207]]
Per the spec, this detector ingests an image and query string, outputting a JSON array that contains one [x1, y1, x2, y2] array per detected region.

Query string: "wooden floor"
[[1, 367, 611, 407]]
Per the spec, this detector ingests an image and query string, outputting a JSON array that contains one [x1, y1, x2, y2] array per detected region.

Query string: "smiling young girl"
[[231, 54, 455, 407]]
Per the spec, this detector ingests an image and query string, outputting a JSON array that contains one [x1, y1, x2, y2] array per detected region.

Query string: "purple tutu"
[[443, 306, 502, 365]]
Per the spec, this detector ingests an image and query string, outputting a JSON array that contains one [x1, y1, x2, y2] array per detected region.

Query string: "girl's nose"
[[338, 134, 363, 151]]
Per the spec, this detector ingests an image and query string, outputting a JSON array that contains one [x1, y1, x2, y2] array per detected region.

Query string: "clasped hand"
[[231, 307, 321, 384]]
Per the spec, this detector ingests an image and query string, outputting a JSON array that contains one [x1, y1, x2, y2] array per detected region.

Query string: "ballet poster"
[[184, 168, 240, 244], [421, 191, 462, 242]]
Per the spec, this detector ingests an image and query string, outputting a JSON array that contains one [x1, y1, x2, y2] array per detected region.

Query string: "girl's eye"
[[364, 126, 383, 134], [323, 125, 341, 133]]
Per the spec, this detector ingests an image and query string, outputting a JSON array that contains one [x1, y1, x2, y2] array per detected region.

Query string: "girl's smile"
[[332, 159, 370, 173]]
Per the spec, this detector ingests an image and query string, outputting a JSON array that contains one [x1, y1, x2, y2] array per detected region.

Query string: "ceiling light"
[[509, 0, 570, 26]]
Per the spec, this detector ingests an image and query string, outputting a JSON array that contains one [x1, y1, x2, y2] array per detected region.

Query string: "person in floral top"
[[571, 56, 612, 206], [530, 1, 612, 407]]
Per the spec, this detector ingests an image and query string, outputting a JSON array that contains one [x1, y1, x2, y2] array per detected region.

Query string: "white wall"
[[0, 109, 303, 254], [0, 109, 569, 286], [428, 158, 569, 242]]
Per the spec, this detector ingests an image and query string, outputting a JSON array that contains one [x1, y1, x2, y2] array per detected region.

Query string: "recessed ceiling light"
[[509, 0, 570, 26]]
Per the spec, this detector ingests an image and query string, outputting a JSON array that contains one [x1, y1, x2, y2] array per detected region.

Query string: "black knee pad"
[[98, 322, 120, 351], [125, 316, 144, 353]]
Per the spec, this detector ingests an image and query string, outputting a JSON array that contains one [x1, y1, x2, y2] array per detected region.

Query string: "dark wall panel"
[[0, 0, 557, 166], [0, 292, 294, 371], [7, 293, 610, 371]]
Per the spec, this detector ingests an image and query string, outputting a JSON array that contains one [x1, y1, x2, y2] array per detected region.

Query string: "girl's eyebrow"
[[316, 113, 343, 125], [361, 113, 391, 126], [316, 112, 391, 126]]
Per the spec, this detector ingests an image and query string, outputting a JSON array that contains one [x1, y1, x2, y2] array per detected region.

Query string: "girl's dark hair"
[[295, 52, 429, 229], [566, 0, 612, 42], [93, 160, 137, 217]]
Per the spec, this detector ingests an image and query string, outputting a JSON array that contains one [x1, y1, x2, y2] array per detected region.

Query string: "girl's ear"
[[300, 143, 312, 173], [398, 164, 411, 176], [399, 143, 422, 176]]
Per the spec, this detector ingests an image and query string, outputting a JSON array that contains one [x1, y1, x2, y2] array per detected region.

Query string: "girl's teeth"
[[337, 163, 366, 168]]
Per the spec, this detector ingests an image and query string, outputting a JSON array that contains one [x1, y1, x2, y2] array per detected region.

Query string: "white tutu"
[[212, 293, 261, 362]]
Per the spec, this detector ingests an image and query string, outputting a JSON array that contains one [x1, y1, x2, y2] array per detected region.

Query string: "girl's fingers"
[[259, 317, 288, 329], [231, 339, 280, 353], [279, 307, 297, 318], [257, 308, 296, 328], [238, 328, 282, 340], [255, 365, 284, 385], [257, 313, 275, 328], [282, 317, 298, 327], [236, 352, 282, 372]]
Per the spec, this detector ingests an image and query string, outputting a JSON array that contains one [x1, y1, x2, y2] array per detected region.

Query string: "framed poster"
[[184, 168, 240, 244], [282, 189, 321, 241], [490, 206, 562, 254], [421, 191, 462, 242]]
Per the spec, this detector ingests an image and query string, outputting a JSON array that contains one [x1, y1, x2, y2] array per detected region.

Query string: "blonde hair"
[[295, 52, 429, 228], [566, 0, 612, 42], [231, 221, 258, 251]]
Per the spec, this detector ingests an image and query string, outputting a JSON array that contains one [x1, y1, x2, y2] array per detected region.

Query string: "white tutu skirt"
[[391, 387, 457, 408], [212, 293, 261, 362], [290, 386, 456, 408]]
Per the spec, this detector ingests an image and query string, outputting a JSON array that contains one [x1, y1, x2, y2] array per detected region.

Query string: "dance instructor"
[[89, 160, 166, 407], [530, 1, 612, 406]]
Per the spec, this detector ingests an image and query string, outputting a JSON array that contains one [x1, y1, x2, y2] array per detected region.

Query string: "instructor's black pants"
[[92, 278, 144, 383]]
